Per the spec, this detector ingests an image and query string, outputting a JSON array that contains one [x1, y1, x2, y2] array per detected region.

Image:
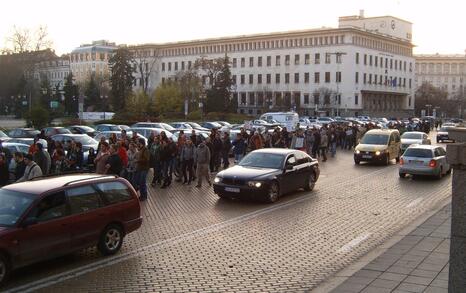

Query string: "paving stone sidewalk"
[[332, 203, 451, 293]]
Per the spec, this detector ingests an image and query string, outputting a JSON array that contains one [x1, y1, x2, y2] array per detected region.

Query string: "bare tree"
[[34, 25, 53, 51], [4, 25, 53, 53], [132, 48, 160, 95], [6, 26, 32, 53]]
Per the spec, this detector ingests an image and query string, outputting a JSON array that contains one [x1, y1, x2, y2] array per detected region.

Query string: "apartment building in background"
[[131, 11, 415, 117], [415, 53, 466, 99], [69, 40, 117, 83]]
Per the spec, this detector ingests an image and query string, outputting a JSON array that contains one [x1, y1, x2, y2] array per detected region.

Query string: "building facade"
[[415, 53, 466, 99], [131, 12, 415, 117], [34, 56, 71, 91], [69, 40, 117, 83]]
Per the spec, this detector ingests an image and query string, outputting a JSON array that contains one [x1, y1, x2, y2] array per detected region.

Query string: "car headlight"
[[375, 151, 381, 156], [214, 177, 221, 183], [355, 150, 360, 154], [247, 181, 262, 188]]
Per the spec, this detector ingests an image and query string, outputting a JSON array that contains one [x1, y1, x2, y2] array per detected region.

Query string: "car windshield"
[[0, 131, 8, 138], [439, 127, 452, 132], [73, 135, 97, 145], [57, 128, 71, 134], [160, 123, 175, 131], [361, 134, 388, 145], [239, 153, 284, 169], [401, 133, 422, 139], [189, 122, 202, 128], [404, 148, 433, 158], [0, 189, 35, 226], [26, 130, 40, 135], [76, 126, 95, 132]]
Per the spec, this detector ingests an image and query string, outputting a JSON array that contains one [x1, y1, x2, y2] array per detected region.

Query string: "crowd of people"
[[0, 118, 435, 201]]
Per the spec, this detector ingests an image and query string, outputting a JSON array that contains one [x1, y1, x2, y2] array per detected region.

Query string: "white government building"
[[415, 53, 466, 99], [131, 11, 415, 117]]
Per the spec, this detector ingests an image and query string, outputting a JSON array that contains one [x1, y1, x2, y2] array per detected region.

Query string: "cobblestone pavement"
[[4, 140, 452, 292]]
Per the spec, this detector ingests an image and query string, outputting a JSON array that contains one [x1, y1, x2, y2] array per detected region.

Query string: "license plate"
[[362, 155, 372, 159], [225, 187, 240, 193]]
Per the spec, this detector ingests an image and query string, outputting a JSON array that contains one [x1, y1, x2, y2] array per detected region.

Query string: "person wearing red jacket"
[[117, 142, 128, 170]]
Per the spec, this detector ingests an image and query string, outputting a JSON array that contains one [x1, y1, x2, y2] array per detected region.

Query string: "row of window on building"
[[416, 62, 466, 75], [234, 91, 360, 107], [156, 35, 346, 57], [358, 72, 412, 88], [159, 53, 412, 73], [70, 52, 111, 63], [231, 72, 342, 85]]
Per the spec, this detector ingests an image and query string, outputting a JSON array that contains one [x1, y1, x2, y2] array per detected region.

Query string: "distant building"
[[69, 40, 117, 83], [34, 55, 71, 91], [130, 11, 415, 117], [415, 53, 466, 99]]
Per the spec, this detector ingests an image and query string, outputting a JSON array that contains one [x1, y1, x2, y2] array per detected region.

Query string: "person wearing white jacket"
[[17, 154, 43, 182]]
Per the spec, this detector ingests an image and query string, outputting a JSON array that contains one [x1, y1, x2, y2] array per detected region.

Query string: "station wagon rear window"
[[96, 182, 132, 204], [403, 149, 433, 158]]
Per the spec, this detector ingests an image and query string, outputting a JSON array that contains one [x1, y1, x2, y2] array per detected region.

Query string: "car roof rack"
[[63, 174, 118, 187]]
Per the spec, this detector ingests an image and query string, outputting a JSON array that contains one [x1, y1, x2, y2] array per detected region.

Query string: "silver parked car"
[[400, 131, 431, 152], [399, 145, 451, 179]]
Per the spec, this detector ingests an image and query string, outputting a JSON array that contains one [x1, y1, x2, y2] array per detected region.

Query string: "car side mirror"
[[21, 217, 38, 228], [285, 164, 293, 170]]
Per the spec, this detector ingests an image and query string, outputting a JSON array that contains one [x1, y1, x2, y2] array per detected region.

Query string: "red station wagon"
[[0, 174, 142, 284]]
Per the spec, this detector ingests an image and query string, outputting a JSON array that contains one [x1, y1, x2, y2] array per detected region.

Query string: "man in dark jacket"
[[33, 143, 51, 175], [221, 132, 232, 169], [13, 152, 26, 181], [212, 133, 223, 172], [232, 133, 246, 163], [105, 144, 123, 175], [134, 138, 150, 201]]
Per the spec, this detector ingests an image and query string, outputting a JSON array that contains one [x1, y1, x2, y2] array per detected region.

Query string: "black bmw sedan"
[[213, 149, 320, 203]]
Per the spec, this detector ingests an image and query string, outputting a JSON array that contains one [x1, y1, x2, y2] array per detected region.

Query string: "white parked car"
[[400, 131, 431, 152]]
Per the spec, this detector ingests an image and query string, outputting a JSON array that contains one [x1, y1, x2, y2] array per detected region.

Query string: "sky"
[[1, 0, 465, 56]]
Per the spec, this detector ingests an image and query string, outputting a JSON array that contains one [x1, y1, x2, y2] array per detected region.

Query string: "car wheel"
[[0, 254, 10, 286], [304, 172, 316, 191], [354, 159, 360, 165], [385, 154, 390, 166], [399, 172, 406, 178], [436, 167, 443, 180], [98, 224, 124, 256], [266, 181, 280, 203], [447, 167, 452, 175], [217, 193, 228, 199]]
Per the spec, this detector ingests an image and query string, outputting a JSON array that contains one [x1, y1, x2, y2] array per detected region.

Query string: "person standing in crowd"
[[97, 136, 107, 154], [180, 138, 195, 184], [28, 136, 40, 155], [87, 147, 96, 171], [281, 127, 290, 148], [52, 149, 67, 174], [109, 133, 118, 145], [126, 142, 138, 187], [162, 137, 177, 187], [232, 133, 246, 164], [271, 129, 283, 148], [134, 138, 150, 201], [117, 142, 128, 176], [194, 140, 211, 188], [190, 130, 198, 146], [159, 139, 170, 188], [0, 154, 9, 186], [94, 142, 110, 174], [291, 129, 306, 151], [205, 137, 215, 173], [17, 154, 42, 182], [248, 131, 264, 152], [0, 141, 12, 166], [212, 133, 223, 172], [320, 129, 328, 162], [221, 132, 232, 169], [33, 143, 51, 175], [305, 128, 315, 155], [13, 152, 26, 181], [329, 128, 337, 158], [312, 128, 321, 158], [150, 136, 162, 186], [105, 144, 123, 176]]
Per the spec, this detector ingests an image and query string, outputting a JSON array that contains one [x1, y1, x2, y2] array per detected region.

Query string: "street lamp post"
[[327, 52, 347, 117], [425, 104, 432, 116]]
